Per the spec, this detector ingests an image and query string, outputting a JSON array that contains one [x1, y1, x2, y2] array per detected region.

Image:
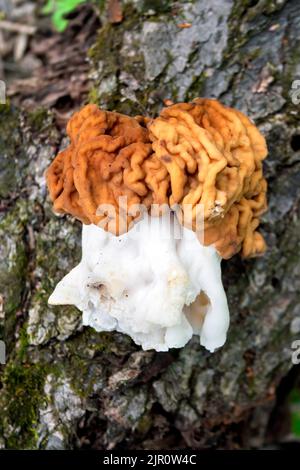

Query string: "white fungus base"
[[48, 212, 230, 352]]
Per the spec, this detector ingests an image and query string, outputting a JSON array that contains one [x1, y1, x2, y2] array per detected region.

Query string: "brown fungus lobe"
[[46, 99, 268, 259]]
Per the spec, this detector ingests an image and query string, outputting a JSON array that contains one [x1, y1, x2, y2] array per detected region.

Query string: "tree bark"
[[1, 0, 300, 449]]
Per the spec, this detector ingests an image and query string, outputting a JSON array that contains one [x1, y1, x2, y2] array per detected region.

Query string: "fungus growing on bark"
[[47, 100, 268, 352], [148, 99, 268, 259], [46, 104, 153, 234]]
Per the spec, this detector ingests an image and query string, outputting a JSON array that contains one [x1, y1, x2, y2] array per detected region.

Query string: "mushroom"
[[46, 104, 153, 234], [148, 98, 268, 259], [47, 99, 268, 352]]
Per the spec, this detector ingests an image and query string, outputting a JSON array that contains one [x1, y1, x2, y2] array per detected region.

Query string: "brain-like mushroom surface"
[[148, 98, 268, 258], [46, 104, 153, 234], [47, 100, 267, 258], [46, 99, 268, 352]]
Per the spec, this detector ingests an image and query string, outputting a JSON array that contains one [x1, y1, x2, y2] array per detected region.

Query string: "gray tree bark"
[[0, 0, 300, 449]]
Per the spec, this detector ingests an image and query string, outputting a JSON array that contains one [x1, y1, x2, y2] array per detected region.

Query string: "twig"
[[0, 20, 36, 35], [14, 33, 28, 61]]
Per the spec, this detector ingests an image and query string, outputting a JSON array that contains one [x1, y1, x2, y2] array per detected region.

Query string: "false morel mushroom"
[[148, 99, 268, 259], [46, 99, 268, 352]]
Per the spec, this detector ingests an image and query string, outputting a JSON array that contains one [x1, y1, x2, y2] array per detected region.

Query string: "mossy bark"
[[1, 0, 300, 449]]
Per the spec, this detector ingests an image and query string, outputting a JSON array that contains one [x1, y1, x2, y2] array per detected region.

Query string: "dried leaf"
[[177, 22, 192, 29], [107, 0, 123, 24]]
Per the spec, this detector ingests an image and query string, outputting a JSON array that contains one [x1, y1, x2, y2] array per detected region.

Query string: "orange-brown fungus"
[[148, 99, 268, 258], [46, 99, 268, 259], [46, 104, 153, 233]]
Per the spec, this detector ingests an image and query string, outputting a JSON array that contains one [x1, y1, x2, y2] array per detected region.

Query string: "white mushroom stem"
[[49, 210, 230, 352]]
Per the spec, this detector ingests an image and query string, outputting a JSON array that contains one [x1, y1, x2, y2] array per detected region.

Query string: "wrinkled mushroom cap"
[[46, 99, 268, 259], [46, 104, 153, 233], [148, 98, 268, 258]]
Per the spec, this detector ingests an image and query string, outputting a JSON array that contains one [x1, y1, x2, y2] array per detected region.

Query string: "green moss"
[[245, 0, 287, 19], [27, 108, 50, 132], [225, 0, 287, 62], [0, 104, 26, 198], [140, 0, 172, 15], [63, 328, 134, 397], [281, 45, 300, 102], [17, 327, 30, 362], [96, 0, 106, 13], [185, 72, 206, 102], [135, 412, 153, 436], [88, 86, 100, 104], [223, 1, 251, 60], [0, 205, 28, 348], [2, 363, 48, 449], [66, 329, 115, 358], [89, 22, 122, 74], [88, 4, 160, 114], [89, 0, 190, 115], [35, 217, 81, 290], [61, 330, 97, 397]]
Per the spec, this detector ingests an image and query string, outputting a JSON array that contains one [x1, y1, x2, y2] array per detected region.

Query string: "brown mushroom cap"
[[46, 100, 268, 259], [46, 104, 154, 233], [148, 99, 268, 258]]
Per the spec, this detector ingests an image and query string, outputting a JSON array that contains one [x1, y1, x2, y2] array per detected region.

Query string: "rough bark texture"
[[1, 0, 300, 449]]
